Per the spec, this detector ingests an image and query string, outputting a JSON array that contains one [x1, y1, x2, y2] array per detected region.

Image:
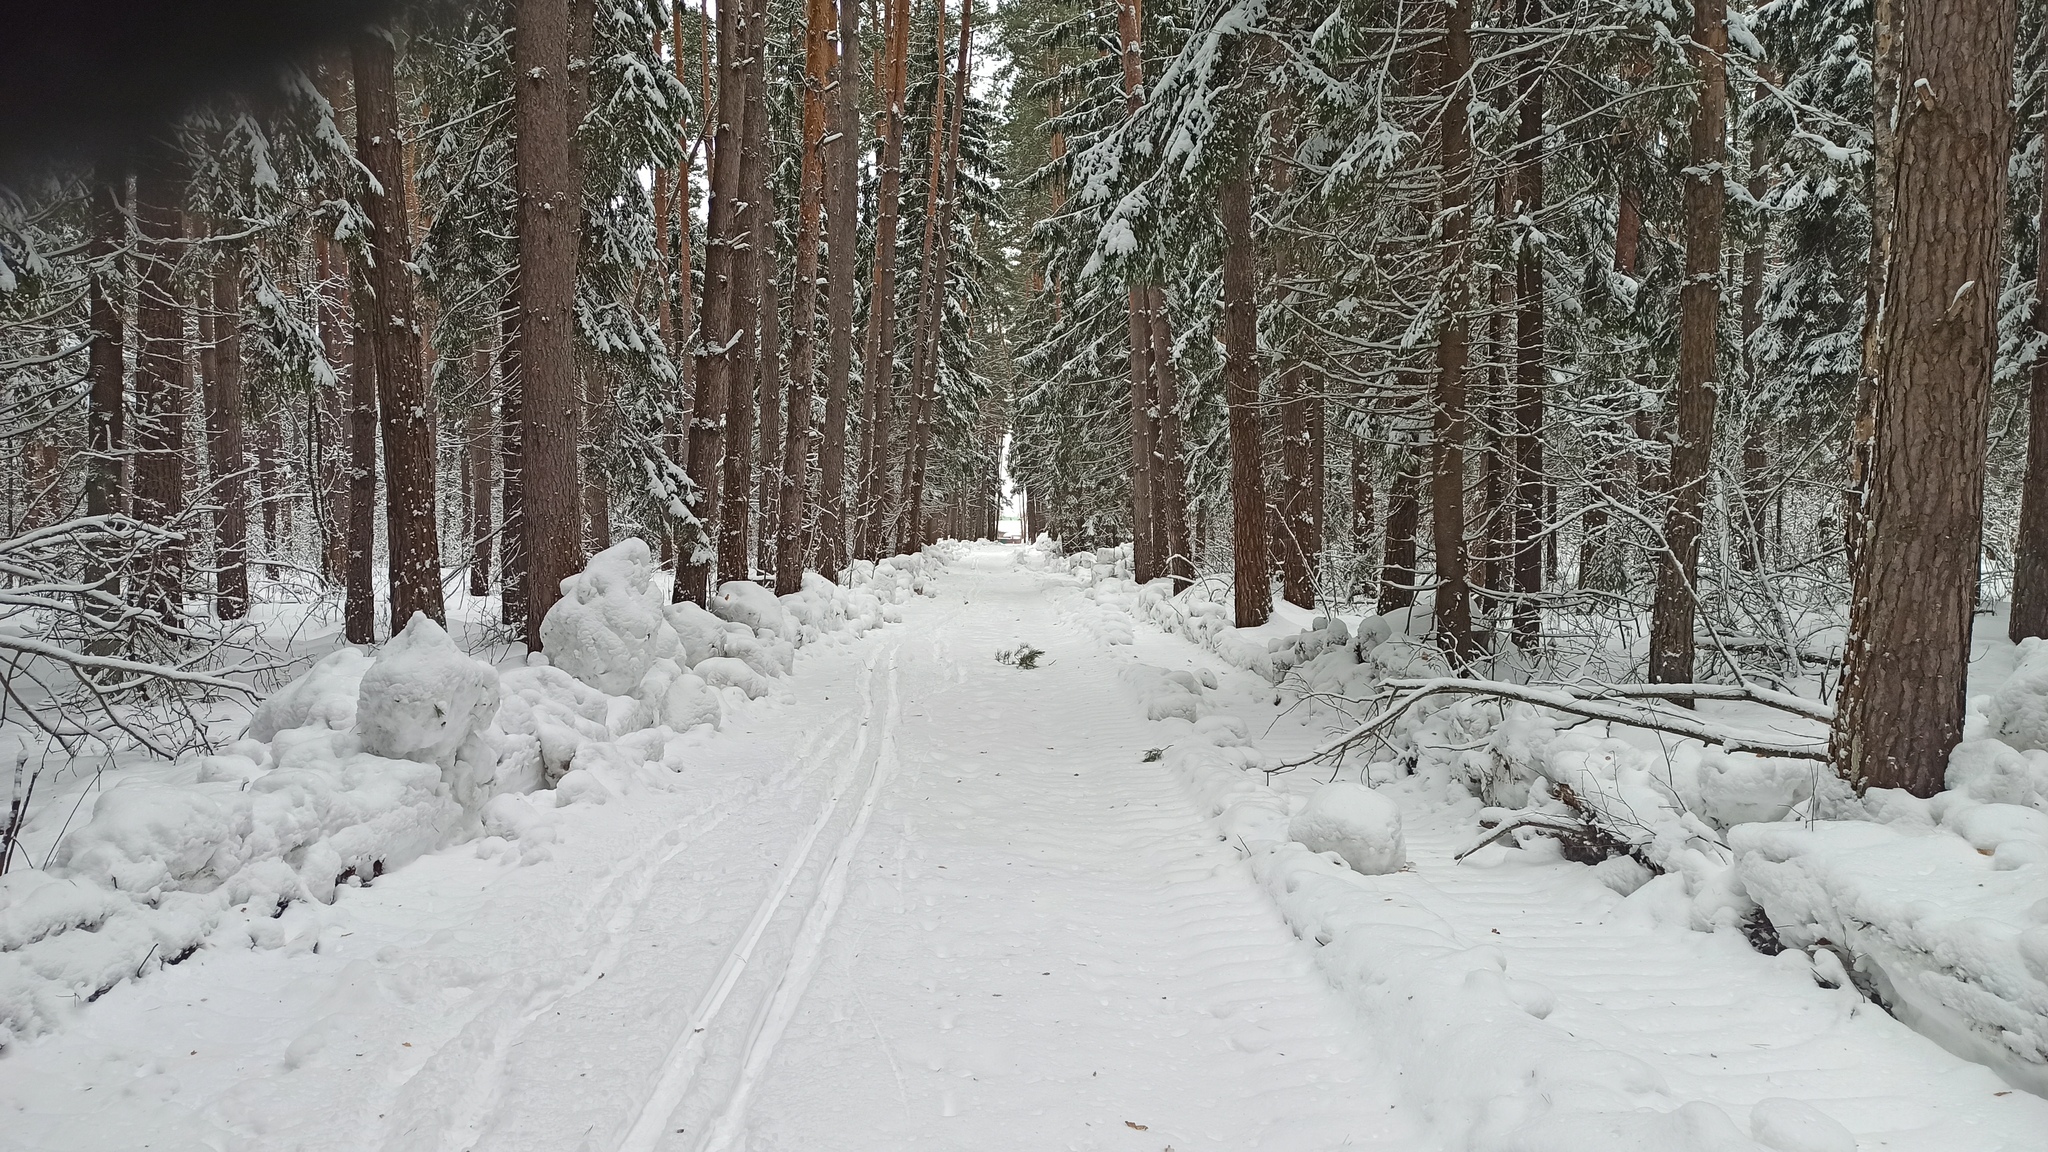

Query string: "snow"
[[538, 537, 684, 695], [4, 543, 2048, 1151], [1289, 781, 1407, 874]]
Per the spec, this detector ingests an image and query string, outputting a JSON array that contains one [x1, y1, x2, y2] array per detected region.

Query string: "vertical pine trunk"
[[1738, 117, 1769, 574], [1349, 434, 1374, 584], [1511, 0, 1546, 648], [718, 0, 769, 583], [779, 0, 835, 594], [355, 29, 447, 632], [1146, 285, 1192, 588], [204, 255, 250, 619], [1128, 285, 1156, 581], [499, 296, 526, 624], [1647, 0, 1725, 687], [345, 271, 380, 645], [815, 0, 862, 579], [513, 0, 582, 630], [584, 366, 612, 551], [85, 171, 125, 549], [314, 232, 352, 583], [2011, 111, 2048, 641], [904, 0, 973, 546], [1378, 451, 1418, 610], [1220, 155, 1269, 628], [1277, 361, 1313, 607], [469, 346, 494, 596], [856, 0, 911, 561], [755, 172, 784, 578], [1831, 0, 2013, 795], [1431, 0, 1476, 664], [890, 0, 954, 555], [133, 149, 188, 621]]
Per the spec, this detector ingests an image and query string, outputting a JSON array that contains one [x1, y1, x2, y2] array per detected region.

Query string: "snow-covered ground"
[[3, 543, 2046, 1151]]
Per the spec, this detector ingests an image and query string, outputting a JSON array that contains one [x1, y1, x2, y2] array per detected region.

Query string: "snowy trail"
[[0, 552, 1428, 1152]]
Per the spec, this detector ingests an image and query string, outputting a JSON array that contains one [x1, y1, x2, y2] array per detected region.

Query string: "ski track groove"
[[614, 642, 897, 1152], [375, 710, 861, 1152]]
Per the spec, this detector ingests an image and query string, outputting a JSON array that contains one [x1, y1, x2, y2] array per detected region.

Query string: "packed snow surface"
[[3, 542, 2046, 1152]]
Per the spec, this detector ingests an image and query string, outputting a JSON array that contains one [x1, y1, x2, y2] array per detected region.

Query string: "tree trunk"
[[468, 346, 494, 596], [779, 0, 834, 595], [133, 149, 187, 621], [1128, 285, 1156, 581], [500, 292, 526, 625], [754, 164, 784, 578], [815, 0, 863, 579], [857, 0, 913, 560], [890, 0, 956, 555], [513, 0, 582, 631], [1647, 0, 1725, 687], [719, 0, 769, 584], [314, 232, 352, 584], [355, 29, 448, 632], [1431, 0, 1476, 665], [2012, 111, 2048, 641], [584, 365, 612, 552], [84, 171, 125, 591], [1147, 284, 1192, 588], [204, 254, 250, 619], [346, 270, 379, 645], [1220, 155, 1269, 628], [1378, 451, 1418, 610], [1831, 0, 2013, 795], [1511, 0, 1546, 648], [1277, 360, 1313, 607], [1349, 434, 1373, 589]]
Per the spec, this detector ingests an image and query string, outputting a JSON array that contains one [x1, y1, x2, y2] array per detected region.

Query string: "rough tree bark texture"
[[815, 0, 862, 579], [2012, 111, 2048, 641], [1647, 0, 1724, 687], [778, 0, 833, 595], [1220, 155, 1269, 629], [1511, 0, 1546, 648], [313, 232, 352, 584], [1431, 0, 1476, 665], [679, 0, 746, 604], [857, 0, 913, 561], [755, 169, 784, 579], [468, 345, 494, 597], [1278, 360, 1313, 607], [1128, 286, 1156, 582], [1831, 0, 2014, 795], [719, 0, 769, 583], [1349, 434, 1374, 576], [1378, 448, 1417, 610], [203, 254, 250, 619], [346, 273, 379, 645], [1147, 285, 1192, 588], [85, 172, 125, 539], [355, 29, 447, 632], [133, 148, 188, 620], [499, 293, 525, 625], [892, 0, 959, 555]]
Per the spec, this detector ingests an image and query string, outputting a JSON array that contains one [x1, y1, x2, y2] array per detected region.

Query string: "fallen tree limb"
[[1272, 676, 1830, 773]]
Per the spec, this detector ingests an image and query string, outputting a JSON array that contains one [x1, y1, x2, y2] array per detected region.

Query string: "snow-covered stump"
[[1289, 782, 1406, 875]]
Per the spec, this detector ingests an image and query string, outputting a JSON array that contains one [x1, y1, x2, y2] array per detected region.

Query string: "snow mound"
[[246, 647, 374, 741], [665, 599, 729, 665], [712, 579, 792, 640], [1987, 637, 2048, 753], [1289, 782, 1406, 875], [1748, 1098, 1857, 1152], [1949, 739, 2048, 812], [538, 538, 682, 695], [355, 612, 501, 773], [694, 655, 771, 699], [1119, 663, 1205, 721]]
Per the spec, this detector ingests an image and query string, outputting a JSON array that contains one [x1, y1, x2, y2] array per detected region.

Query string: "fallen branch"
[[1272, 676, 1829, 773]]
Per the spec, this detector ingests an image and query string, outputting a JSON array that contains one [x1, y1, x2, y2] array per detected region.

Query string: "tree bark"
[[468, 345, 494, 596], [1511, 0, 1546, 648], [1349, 433, 1374, 583], [1128, 284, 1156, 581], [779, 0, 834, 595], [85, 170, 125, 558], [500, 295, 526, 624], [754, 161, 784, 578], [203, 253, 250, 619], [1147, 284, 1192, 588], [512, 0, 582, 631], [1277, 360, 1314, 607], [1831, 0, 2014, 795], [1647, 0, 1725, 687], [346, 269, 379, 645], [313, 231, 353, 584], [1220, 154, 1269, 628], [718, 0, 769, 584], [2012, 111, 2048, 640], [891, 0, 959, 555], [133, 149, 187, 621], [815, 0, 863, 578], [355, 28, 447, 632], [1378, 449, 1418, 610], [1431, 0, 1476, 665], [857, 0, 913, 560], [679, 0, 746, 603]]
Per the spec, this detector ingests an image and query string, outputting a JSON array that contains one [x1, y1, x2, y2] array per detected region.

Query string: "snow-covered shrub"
[[538, 538, 682, 695], [694, 656, 771, 699], [1948, 739, 2048, 812], [665, 599, 729, 665], [1987, 637, 2048, 752], [1119, 663, 1206, 721], [1289, 782, 1406, 875], [498, 662, 614, 786], [246, 647, 373, 741], [711, 579, 792, 640], [354, 613, 501, 774]]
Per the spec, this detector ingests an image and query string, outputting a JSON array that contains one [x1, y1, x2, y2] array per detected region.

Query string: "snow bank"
[[1118, 663, 1209, 721], [538, 538, 682, 695], [1289, 782, 1406, 875]]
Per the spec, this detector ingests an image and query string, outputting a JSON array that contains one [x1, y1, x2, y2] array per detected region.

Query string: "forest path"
[[0, 547, 1426, 1152]]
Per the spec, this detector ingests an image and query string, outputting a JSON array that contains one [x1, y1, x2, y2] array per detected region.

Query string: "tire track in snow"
[[375, 710, 861, 1152], [614, 642, 897, 1152]]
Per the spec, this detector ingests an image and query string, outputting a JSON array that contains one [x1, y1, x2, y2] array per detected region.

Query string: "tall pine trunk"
[[133, 148, 187, 621], [1220, 153, 1269, 628], [1831, 0, 2013, 795], [1431, 0, 1476, 664], [346, 270, 379, 645], [815, 0, 862, 579], [468, 346, 494, 597], [1647, 0, 1725, 687], [680, 0, 746, 603], [779, 0, 834, 595], [499, 293, 526, 624], [719, 0, 769, 583], [1147, 285, 1192, 588], [857, 0, 912, 561], [890, 0, 954, 554], [84, 171, 125, 607], [1277, 360, 1313, 607], [314, 232, 352, 584], [1510, 0, 1546, 648], [2012, 111, 2048, 641], [1378, 448, 1418, 610], [203, 253, 250, 619], [355, 28, 447, 632]]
